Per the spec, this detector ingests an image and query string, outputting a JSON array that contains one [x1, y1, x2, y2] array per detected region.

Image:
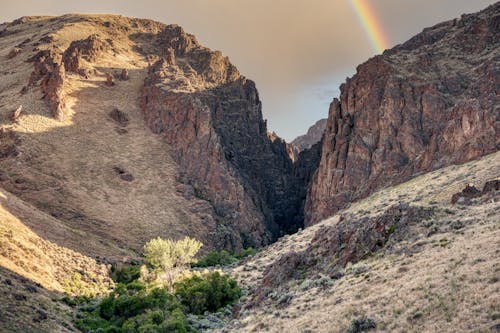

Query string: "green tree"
[[143, 237, 203, 289]]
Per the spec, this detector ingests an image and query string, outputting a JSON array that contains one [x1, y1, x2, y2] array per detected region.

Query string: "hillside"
[[223, 151, 500, 333], [0, 14, 313, 262], [0, 3, 498, 333], [0, 187, 113, 332]]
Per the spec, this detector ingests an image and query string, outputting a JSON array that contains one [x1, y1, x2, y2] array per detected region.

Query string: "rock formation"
[[291, 118, 327, 151], [141, 25, 309, 248], [305, 3, 500, 225], [62, 34, 109, 75], [28, 49, 66, 120]]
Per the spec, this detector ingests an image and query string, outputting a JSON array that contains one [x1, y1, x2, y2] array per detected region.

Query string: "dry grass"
[[0, 266, 77, 333], [0, 15, 216, 260], [0, 188, 113, 295], [224, 152, 500, 333]]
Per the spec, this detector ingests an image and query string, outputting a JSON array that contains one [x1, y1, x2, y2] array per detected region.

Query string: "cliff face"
[[305, 3, 500, 225], [291, 118, 327, 151], [141, 26, 305, 248]]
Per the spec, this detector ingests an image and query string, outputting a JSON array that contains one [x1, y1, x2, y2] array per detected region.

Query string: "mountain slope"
[[0, 186, 113, 332], [224, 151, 500, 333], [305, 2, 500, 225], [0, 14, 309, 260]]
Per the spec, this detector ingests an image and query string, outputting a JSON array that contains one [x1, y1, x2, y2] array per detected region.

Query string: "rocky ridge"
[[305, 2, 500, 225], [0, 14, 313, 257], [291, 118, 327, 152]]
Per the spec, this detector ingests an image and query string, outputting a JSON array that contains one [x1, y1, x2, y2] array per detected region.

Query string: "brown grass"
[[0, 15, 215, 261], [224, 152, 500, 333]]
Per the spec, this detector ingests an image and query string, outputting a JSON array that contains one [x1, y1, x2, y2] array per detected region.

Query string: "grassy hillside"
[[223, 152, 500, 333], [0, 15, 215, 260], [0, 186, 114, 332]]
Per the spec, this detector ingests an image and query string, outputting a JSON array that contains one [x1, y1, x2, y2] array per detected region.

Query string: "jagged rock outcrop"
[[305, 3, 500, 225], [141, 25, 307, 249], [259, 203, 435, 295], [62, 34, 109, 74], [27, 49, 66, 120], [291, 118, 327, 151], [451, 180, 499, 205]]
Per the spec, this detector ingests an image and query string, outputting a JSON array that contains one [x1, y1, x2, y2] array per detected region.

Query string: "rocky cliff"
[[305, 3, 500, 225], [140, 26, 307, 248], [291, 118, 327, 151]]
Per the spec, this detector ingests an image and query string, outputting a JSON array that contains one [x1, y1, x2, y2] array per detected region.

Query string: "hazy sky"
[[1, 0, 495, 140]]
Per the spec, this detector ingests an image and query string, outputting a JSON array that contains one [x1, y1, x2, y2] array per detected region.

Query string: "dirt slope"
[[0, 15, 229, 259], [223, 152, 500, 333]]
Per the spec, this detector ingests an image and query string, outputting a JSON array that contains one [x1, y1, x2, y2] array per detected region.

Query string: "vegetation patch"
[[70, 237, 242, 332]]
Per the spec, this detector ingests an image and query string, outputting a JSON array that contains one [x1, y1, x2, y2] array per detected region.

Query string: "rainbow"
[[349, 0, 390, 54]]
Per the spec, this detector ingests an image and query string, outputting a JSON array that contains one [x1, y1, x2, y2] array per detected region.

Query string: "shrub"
[[194, 247, 257, 268], [174, 272, 241, 314], [235, 247, 257, 259], [347, 317, 376, 333], [143, 237, 203, 289], [144, 237, 202, 271], [76, 281, 193, 333], [110, 264, 141, 284], [194, 250, 237, 267]]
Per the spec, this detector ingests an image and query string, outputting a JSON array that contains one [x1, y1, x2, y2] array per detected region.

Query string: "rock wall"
[[141, 26, 310, 249], [291, 118, 327, 151], [305, 3, 500, 225]]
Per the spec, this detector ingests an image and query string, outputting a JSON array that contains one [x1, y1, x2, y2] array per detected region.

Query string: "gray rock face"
[[305, 3, 500, 225], [291, 118, 327, 152]]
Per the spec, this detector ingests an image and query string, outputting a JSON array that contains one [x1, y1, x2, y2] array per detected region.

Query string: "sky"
[[1, 0, 496, 141]]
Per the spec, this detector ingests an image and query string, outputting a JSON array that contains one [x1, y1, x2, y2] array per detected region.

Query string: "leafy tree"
[[143, 237, 203, 289], [76, 281, 193, 333]]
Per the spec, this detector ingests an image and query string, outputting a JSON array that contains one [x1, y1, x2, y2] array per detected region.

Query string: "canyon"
[[0, 2, 498, 332]]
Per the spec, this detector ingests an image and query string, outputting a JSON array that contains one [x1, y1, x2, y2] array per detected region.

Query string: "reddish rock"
[[305, 3, 500, 225], [105, 72, 115, 86], [260, 204, 433, 292], [109, 108, 129, 127], [62, 34, 109, 73], [482, 179, 500, 194], [28, 49, 66, 120], [451, 185, 482, 204], [41, 63, 66, 120], [141, 25, 309, 249], [7, 47, 21, 59], [120, 68, 129, 80], [451, 180, 499, 205]]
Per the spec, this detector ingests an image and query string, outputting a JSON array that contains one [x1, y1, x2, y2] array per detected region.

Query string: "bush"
[[76, 281, 193, 333], [174, 272, 242, 314], [110, 264, 141, 284], [347, 317, 377, 333], [194, 250, 237, 267], [194, 248, 257, 268], [235, 247, 257, 259], [144, 237, 203, 271], [143, 237, 203, 289]]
